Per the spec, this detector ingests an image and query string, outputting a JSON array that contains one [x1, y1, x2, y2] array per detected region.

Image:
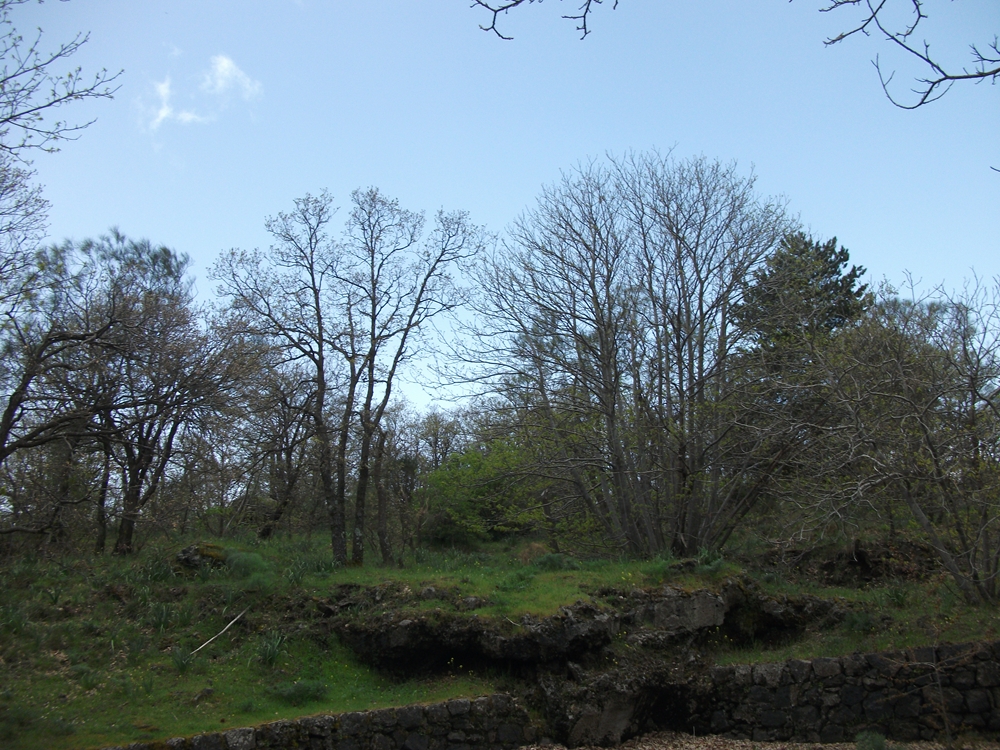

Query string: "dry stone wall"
[[687, 641, 1000, 743], [100, 694, 536, 750], [100, 641, 1000, 749]]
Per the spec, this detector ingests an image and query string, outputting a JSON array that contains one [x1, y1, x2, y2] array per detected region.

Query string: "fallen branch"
[[192, 607, 248, 654]]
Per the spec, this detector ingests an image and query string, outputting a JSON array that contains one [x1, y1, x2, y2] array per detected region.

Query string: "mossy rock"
[[175, 542, 227, 571]]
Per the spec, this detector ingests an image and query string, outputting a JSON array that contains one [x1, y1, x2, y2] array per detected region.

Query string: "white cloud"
[[201, 55, 262, 100], [149, 76, 207, 130], [143, 55, 260, 133]]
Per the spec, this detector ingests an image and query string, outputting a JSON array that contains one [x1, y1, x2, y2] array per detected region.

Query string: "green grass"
[[0, 533, 995, 748], [714, 570, 1000, 666], [0, 537, 503, 749]]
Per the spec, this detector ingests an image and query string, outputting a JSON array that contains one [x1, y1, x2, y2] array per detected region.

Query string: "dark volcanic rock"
[[316, 577, 846, 746]]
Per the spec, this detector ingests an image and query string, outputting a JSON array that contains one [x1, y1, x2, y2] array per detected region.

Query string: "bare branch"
[[471, 0, 618, 40], [820, 0, 999, 109]]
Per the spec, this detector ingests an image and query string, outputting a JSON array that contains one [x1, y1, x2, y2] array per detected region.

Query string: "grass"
[[0, 533, 995, 748], [0, 536, 503, 749]]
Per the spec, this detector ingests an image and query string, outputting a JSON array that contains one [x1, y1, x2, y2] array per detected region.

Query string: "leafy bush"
[[268, 679, 328, 706], [532, 553, 580, 572], [225, 551, 269, 578]]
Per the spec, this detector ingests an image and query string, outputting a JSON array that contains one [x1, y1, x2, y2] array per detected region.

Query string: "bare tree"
[[339, 188, 481, 565], [213, 190, 481, 565], [467, 152, 797, 556], [829, 279, 1000, 603], [212, 192, 353, 560]]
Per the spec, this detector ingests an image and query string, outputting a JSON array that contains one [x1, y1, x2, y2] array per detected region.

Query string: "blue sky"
[[20, 0, 1000, 302]]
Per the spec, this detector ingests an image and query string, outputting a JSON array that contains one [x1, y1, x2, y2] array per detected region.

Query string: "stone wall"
[[685, 641, 1000, 743], [102, 642, 1000, 749], [101, 694, 536, 750]]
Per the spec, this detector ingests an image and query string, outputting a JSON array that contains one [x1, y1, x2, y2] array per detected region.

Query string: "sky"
[[18, 0, 1000, 305]]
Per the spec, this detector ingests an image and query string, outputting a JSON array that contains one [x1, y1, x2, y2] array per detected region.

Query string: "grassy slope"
[[1, 535, 998, 749]]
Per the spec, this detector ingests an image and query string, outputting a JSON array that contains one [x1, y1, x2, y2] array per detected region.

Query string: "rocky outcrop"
[[315, 579, 844, 746], [318, 579, 841, 674]]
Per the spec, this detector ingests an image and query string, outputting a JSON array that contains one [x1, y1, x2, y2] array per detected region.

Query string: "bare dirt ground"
[[524, 731, 1000, 750]]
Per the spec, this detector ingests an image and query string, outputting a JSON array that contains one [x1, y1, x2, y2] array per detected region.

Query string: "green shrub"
[[225, 551, 268, 579], [268, 679, 328, 706], [533, 553, 580, 572]]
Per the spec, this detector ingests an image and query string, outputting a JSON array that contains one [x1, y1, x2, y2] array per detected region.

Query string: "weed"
[[171, 647, 195, 675], [886, 585, 909, 609], [46, 716, 76, 736], [642, 553, 678, 584], [0, 604, 28, 634], [311, 556, 340, 575], [69, 664, 100, 691], [126, 634, 149, 664], [843, 611, 878, 633], [140, 673, 155, 695], [268, 679, 329, 706], [146, 602, 173, 632], [284, 560, 309, 586], [255, 631, 286, 668], [856, 730, 887, 750], [176, 604, 195, 628], [695, 547, 725, 575], [127, 557, 175, 586], [497, 568, 534, 592]]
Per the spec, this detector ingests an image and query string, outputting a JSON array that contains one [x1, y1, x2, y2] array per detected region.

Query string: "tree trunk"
[[373, 428, 392, 565], [94, 446, 111, 554]]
